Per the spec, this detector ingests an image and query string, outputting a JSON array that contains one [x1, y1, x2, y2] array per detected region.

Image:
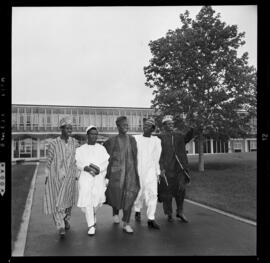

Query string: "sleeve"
[[103, 139, 110, 155], [154, 137, 162, 175], [184, 128, 194, 144], [75, 147, 85, 171], [46, 142, 54, 170], [98, 146, 110, 173], [75, 138, 80, 148], [159, 137, 165, 172]]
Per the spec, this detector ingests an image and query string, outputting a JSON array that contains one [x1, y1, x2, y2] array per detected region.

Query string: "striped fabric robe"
[[44, 137, 79, 215]]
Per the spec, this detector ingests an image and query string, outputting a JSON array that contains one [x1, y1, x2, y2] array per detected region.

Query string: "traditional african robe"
[[133, 135, 162, 220], [75, 143, 109, 227], [104, 134, 140, 212], [43, 136, 78, 229], [157, 129, 194, 215]]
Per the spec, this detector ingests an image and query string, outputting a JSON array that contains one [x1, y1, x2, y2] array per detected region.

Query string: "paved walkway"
[[23, 163, 256, 256]]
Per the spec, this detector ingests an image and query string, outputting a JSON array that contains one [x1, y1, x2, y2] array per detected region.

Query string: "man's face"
[[117, 119, 129, 134], [87, 129, 98, 144], [163, 120, 174, 132], [61, 124, 73, 137], [143, 122, 154, 135]]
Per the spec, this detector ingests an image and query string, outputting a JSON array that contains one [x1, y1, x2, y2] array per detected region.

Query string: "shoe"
[[88, 225, 96, 236], [135, 212, 141, 222], [113, 215, 120, 224], [167, 215, 173, 222], [176, 213, 189, 223], [123, 224, 134, 234], [147, 220, 160, 230], [64, 220, 70, 230], [59, 227, 66, 238]]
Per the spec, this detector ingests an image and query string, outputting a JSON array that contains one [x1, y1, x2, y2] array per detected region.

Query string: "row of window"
[[232, 140, 257, 152], [12, 106, 151, 115], [12, 113, 149, 130], [12, 137, 257, 160]]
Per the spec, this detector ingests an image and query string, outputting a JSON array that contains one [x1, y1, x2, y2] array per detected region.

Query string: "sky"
[[12, 5, 257, 108]]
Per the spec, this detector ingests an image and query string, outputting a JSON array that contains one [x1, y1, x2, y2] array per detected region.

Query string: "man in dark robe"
[[158, 115, 194, 223], [104, 116, 140, 234]]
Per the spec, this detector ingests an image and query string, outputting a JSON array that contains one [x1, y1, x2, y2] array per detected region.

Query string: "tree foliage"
[[144, 6, 257, 139]]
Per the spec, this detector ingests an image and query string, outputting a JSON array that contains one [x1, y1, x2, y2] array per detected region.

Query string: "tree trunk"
[[198, 132, 204, 172]]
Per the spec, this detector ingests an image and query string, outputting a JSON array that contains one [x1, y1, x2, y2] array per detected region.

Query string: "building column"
[[78, 108, 80, 131], [210, 139, 214, 154], [228, 140, 232, 153], [82, 108, 85, 130], [89, 110, 91, 126], [37, 109, 40, 131], [37, 138, 40, 159], [192, 140, 196, 154], [112, 110, 114, 131], [134, 112, 137, 131], [100, 111, 103, 130], [24, 108, 26, 131], [44, 108, 47, 130], [244, 139, 248, 153], [17, 107, 19, 130], [31, 107, 33, 130], [18, 139, 21, 159], [51, 109, 53, 131]]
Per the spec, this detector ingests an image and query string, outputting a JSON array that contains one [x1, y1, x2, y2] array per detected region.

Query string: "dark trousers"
[[162, 175, 186, 216], [113, 207, 132, 223], [162, 188, 186, 216]]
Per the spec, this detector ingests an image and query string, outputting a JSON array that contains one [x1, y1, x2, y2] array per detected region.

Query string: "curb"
[[185, 199, 257, 226], [12, 162, 40, 257]]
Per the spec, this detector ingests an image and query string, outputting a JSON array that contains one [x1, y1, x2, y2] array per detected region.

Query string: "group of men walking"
[[44, 114, 194, 237]]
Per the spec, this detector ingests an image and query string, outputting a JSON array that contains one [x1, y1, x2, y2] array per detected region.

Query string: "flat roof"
[[12, 104, 153, 110]]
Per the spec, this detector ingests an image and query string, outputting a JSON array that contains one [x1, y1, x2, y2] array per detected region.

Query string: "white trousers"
[[81, 206, 96, 227], [134, 187, 157, 220]]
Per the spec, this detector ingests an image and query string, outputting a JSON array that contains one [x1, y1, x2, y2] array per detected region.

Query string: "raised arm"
[[184, 128, 194, 144]]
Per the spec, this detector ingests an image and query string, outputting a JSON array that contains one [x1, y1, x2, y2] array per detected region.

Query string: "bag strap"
[[172, 134, 190, 182], [172, 134, 187, 172]]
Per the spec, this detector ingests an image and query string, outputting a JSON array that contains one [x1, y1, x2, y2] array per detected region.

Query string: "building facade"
[[11, 104, 257, 161]]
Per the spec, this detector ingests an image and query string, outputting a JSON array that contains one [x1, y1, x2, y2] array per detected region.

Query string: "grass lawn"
[[186, 152, 257, 221], [11, 163, 37, 251]]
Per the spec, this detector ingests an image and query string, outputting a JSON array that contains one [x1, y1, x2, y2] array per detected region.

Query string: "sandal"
[[88, 225, 96, 236]]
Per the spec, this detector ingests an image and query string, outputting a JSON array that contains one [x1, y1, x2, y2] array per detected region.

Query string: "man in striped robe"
[[43, 116, 79, 237]]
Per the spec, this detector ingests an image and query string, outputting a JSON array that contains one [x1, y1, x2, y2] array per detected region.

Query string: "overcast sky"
[[12, 5, 257, 108]]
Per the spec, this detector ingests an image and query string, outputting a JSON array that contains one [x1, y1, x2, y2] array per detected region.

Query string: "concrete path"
[[22, 163, 256, 256]]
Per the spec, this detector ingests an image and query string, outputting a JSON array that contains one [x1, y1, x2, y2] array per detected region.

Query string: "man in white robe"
[[75, 125, 109, 236], [133, 118, 162, 230]]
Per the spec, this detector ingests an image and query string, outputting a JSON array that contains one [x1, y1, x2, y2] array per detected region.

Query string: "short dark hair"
[[116, 116, 127, 126]]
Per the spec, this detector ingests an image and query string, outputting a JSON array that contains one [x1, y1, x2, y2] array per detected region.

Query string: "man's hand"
[[105, 178, 109, 187], [159, 169, 168, 186], [89, 167, 97, 176], [157, 170, 166, 183], [84, 166, 96, 176], [160, 169, 166, 177]]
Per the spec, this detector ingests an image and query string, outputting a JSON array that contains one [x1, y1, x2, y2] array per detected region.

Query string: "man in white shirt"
[[133, 118, 162, 230], [75, 125, 109, 236]]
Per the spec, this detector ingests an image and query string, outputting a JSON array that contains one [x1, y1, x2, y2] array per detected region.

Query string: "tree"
[[144, 6, 257, 172]]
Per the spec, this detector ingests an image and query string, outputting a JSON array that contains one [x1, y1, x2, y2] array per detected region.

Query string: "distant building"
[[12, 104, 257, 161]]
